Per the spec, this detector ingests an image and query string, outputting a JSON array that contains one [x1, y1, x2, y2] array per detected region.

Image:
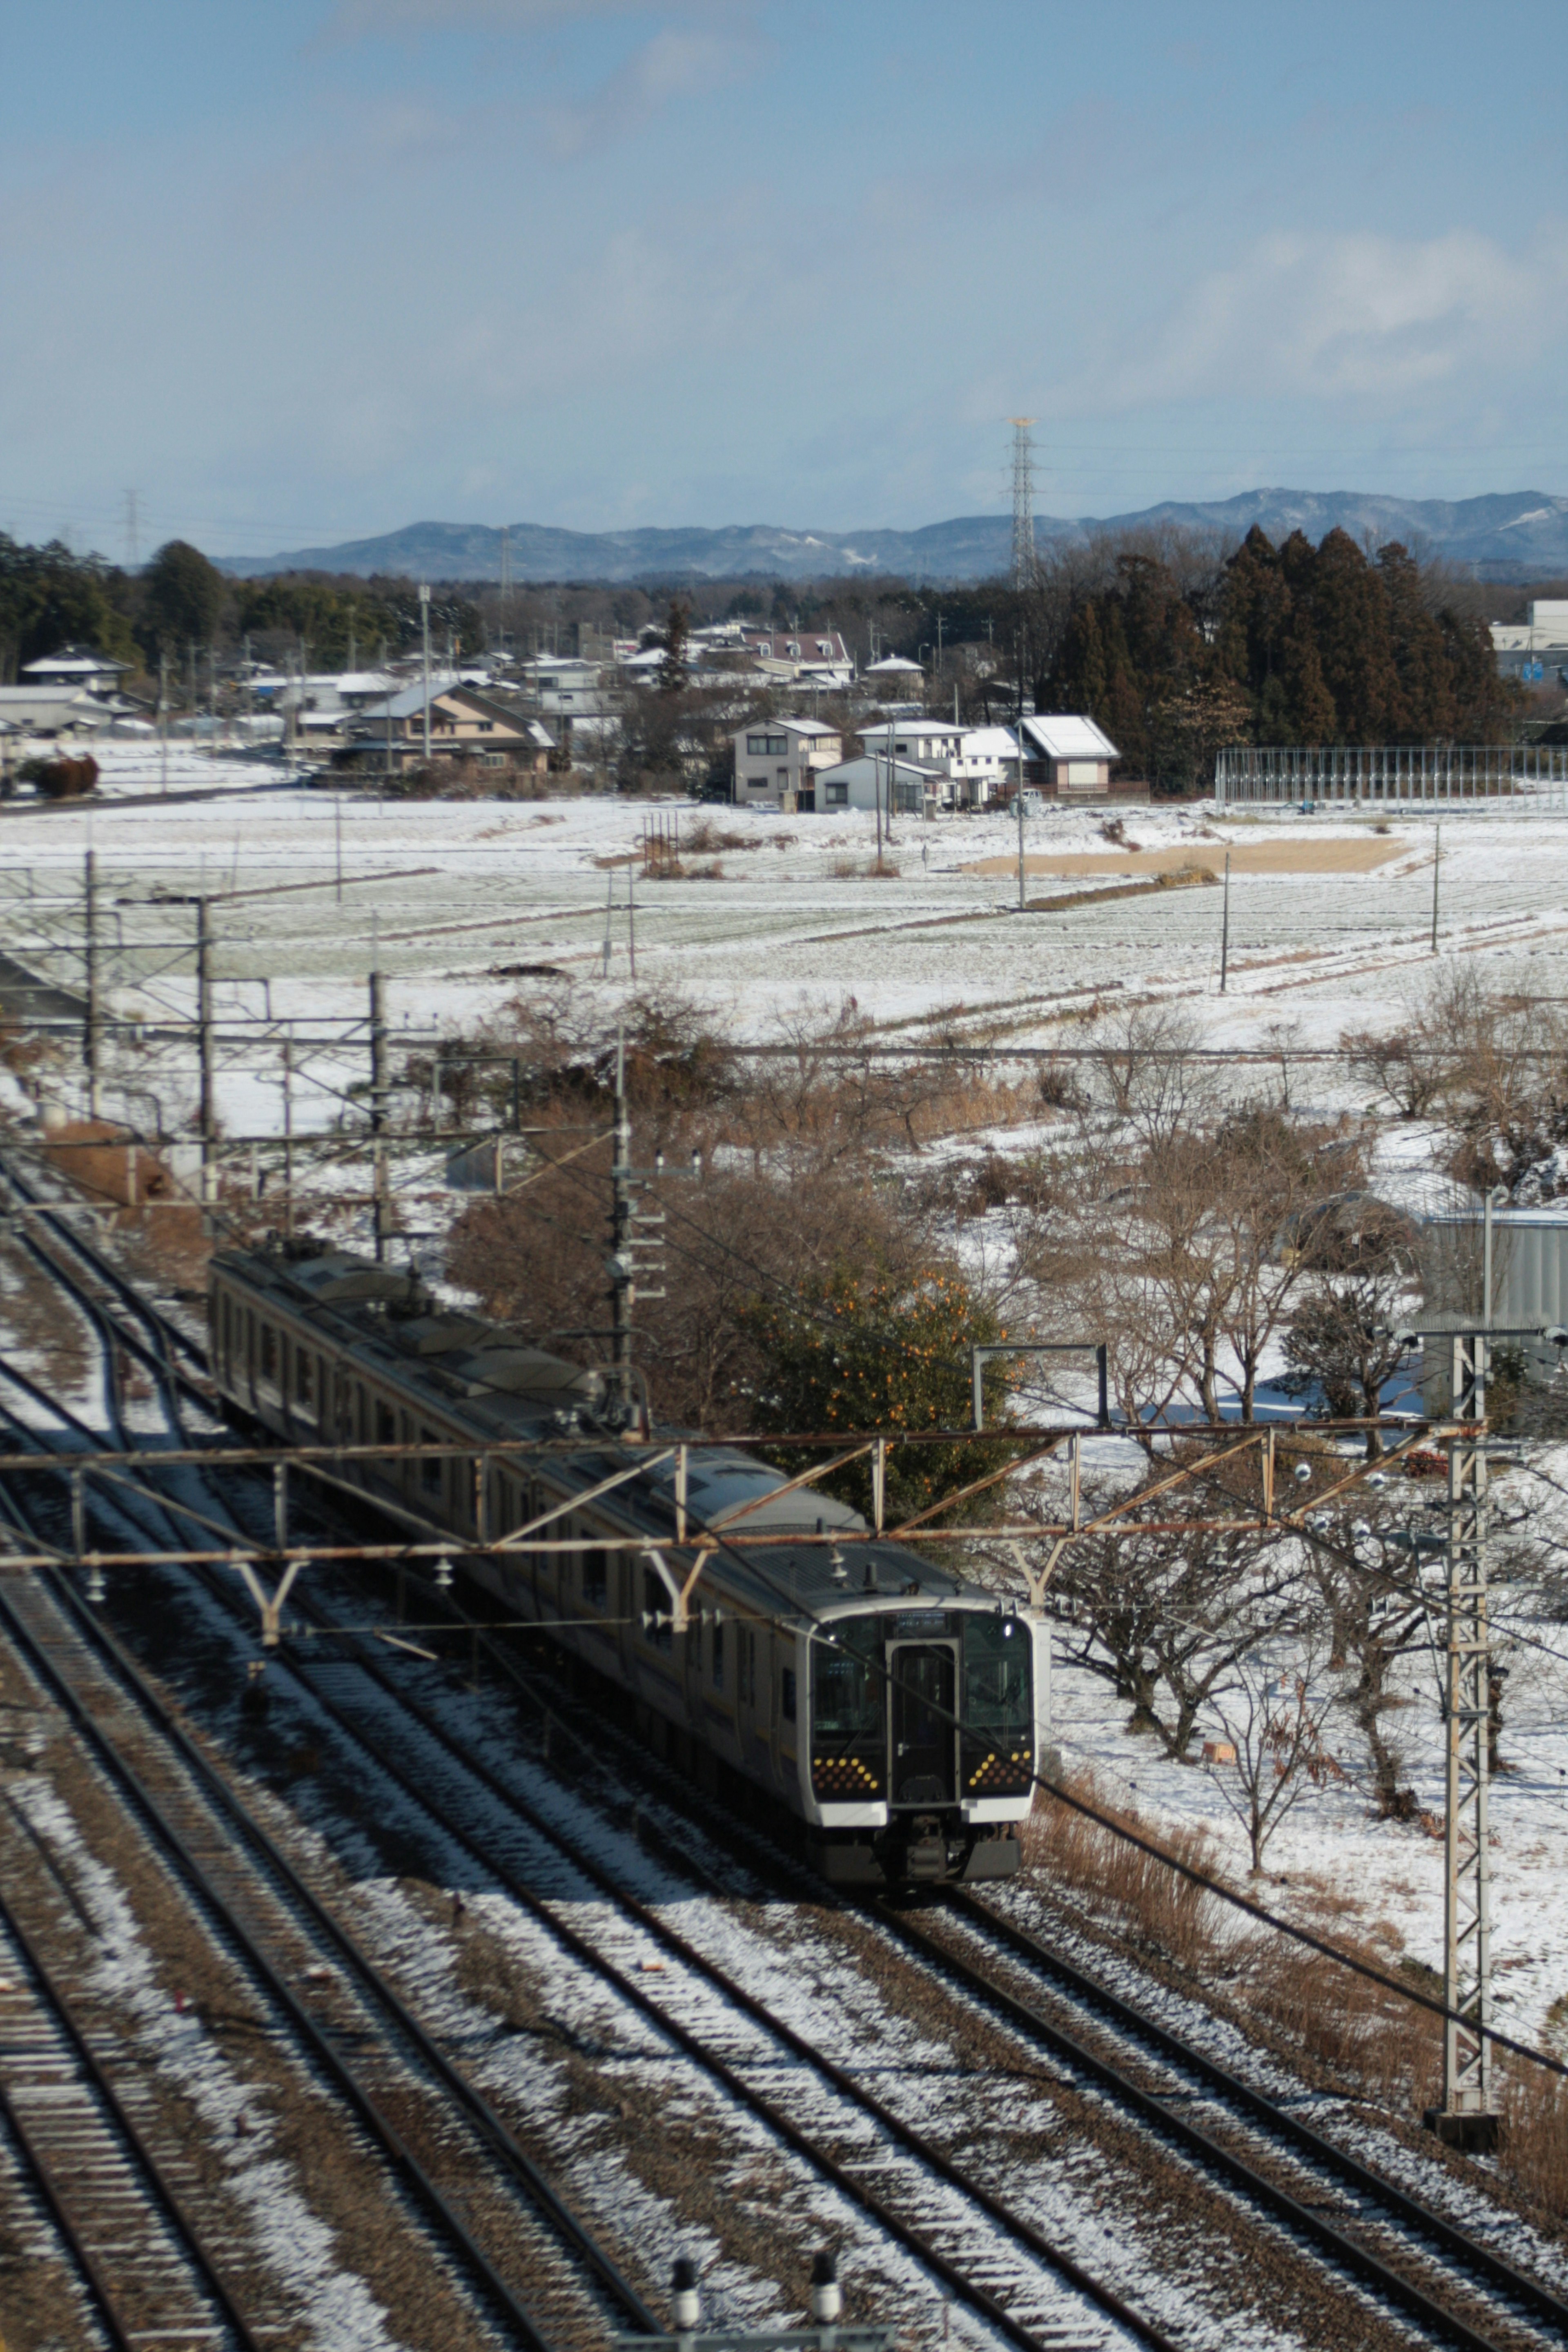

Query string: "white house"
[[0, 686, 116, 739], [22, 645, 132, 695], [863, 654, 924, 697], [732, 716, 842, 807], [1490, 602, 1568, 682], [855, 720, 1019, 807], [813, 753, 943, 815], [1019, 714, 1120, 795]]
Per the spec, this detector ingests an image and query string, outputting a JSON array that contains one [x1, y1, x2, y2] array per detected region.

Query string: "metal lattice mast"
[[1434, 1331, 1495, 2147], [1009, 418, 1036, 588]]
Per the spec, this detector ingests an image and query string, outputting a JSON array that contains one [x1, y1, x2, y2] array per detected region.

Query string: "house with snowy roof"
[[22, 645, 132, 696], [1018, 714, 1120, 795]]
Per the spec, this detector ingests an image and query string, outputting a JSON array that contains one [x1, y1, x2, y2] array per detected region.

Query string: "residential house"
[[731, 716, 842, 808], [812, 753, 942, 816], [862, 654, 925, 701], [1490, 602, 1568, 683], [736, 628, 853, 688], [0, 686, 116, 739], [855, 720, 1019, 807], [1018, 714, 1120, 795], [21, 645, 132, 696], [341, 684, 554, 775]]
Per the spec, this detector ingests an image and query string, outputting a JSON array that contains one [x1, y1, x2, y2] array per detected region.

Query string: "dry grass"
[[1023, 1770, 1568, 2221]]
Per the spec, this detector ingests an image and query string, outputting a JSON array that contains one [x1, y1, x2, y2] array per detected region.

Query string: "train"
[[207, 1240, 1046, 1886]]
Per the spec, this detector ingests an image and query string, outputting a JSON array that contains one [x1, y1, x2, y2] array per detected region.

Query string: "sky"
[[1, 0, 1564, 559]]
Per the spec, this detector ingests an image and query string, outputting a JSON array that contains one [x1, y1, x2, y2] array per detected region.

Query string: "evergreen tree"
[[140, 539, 225, 659]]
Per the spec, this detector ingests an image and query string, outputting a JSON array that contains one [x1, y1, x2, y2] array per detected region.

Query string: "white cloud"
[[1096, 224, 1568, 408], [545, 22, 766, 154]]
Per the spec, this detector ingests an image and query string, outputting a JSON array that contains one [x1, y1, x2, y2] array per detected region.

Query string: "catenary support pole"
[[83, 847, 101, 1119], [1427, 1330, 1497, 2150], [1016, 729, 1026, 911], [369, 942, 388, 1264], [1219, 851, 1231, 992], [282, 1027, 294, 1239], [196, 897, 214, 1204], [419, 583, 432, 767], [1432, 820, 1441, 954]]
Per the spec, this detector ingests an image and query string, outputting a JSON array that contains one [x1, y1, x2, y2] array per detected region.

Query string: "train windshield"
[[812, 1617, 883, 1742], [962, 1614, 1032, 1745]]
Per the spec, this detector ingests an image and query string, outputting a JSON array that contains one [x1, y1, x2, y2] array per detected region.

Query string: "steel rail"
[[212, 1601, 1175, 2352], [942, 1888, 1568, 2339], [103, 1407, 1174, 2352], [399, 1581, 1568, 2352], [0, 1539, 647, 2352], [0, 1878, 270, 2352], [873, 1902, 1522, 2352]]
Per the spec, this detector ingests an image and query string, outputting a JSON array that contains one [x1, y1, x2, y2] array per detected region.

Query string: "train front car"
[[801, 1593, 1044, 1886]]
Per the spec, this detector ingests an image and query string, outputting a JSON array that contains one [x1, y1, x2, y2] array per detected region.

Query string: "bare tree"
[[1045, 1490, 1307, 1761], [1205, 1628, 1344, 1872]]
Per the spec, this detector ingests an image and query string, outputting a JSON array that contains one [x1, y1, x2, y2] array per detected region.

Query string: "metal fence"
[[1214, 744, 1568, 810]]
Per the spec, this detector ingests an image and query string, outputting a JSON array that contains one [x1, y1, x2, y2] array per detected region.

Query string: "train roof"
[[213, 1244, 994, 1625]]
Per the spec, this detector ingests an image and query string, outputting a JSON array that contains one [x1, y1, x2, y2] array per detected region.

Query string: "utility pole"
[[209, 645, 220, 758], [1009, 418, 1036, 588], [1429, 1330, 1496, 2149], [83, 847, 101, 1118], [195, 898, 214, 1204], [282, 1026, 295, 1239], [369, 925, 388, 1263], [419, 584, 432, 766], [885, 717, 896, 843], [1016, 726, 1026, 911], [158, 650, 169, 793], [122, 489, 140, 571], [1219, 850, 1232, 992], [609, 1034, 635, 1423], [606, 1034, 664, 1435], [1432, 820, 1442, 955]]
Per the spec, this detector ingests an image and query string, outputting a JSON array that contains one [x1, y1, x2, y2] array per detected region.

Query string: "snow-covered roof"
[[864, 655, 924, 675], [959, 726, 1020, 758], [1021, 713, 1119, 761], [21, 647, 129, 677]]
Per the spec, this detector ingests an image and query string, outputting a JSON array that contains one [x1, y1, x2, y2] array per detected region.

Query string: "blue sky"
[[2, 0, 1564, 557]]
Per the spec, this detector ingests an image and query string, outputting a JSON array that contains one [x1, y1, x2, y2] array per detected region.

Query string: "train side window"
[[375, 1398, 396, 1448], [619, 1560, 633, 1621], [711, 1616, 724, 1690], [259, 1323, 278, 1382], [295, 1348, 313, 1406], [245, 1309, 255, 1364], [781, 1667, 797, 1724], [220, 1295, 232, 1356], [583, 1548, 608, 1609], [419, 1430, 442, 1498], [738, 1627, 756, 1706]]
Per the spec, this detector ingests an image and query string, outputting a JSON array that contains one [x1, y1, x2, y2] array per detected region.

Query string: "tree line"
[[0, 533, 483, 689]]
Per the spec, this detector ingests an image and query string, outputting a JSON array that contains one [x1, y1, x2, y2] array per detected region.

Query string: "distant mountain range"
[[216, 490, 1568, 585]]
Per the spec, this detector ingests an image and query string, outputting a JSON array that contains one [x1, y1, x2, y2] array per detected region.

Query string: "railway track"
[[9, 1162, 1568, 2352], [0, 1357, 662, 2345], [0, 1881, 265, 2352]]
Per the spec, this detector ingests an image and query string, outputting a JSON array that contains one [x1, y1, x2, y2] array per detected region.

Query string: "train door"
[[888, 1642, 958, 1807]]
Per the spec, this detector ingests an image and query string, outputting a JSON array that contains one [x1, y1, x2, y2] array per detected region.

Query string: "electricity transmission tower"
[[1009, 419, 1036, 587]]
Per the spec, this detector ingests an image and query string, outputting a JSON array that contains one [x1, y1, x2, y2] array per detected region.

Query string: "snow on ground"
[[11, 780, 1568, 2044]]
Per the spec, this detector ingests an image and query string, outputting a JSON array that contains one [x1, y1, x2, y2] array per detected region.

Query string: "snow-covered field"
[[9, 762, 1568, 2047]]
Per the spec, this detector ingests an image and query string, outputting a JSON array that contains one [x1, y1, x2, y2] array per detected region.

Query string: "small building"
[[343, 684, 553, 775], [0, 686, 116, 739], [1018, 714, 1119, 795], [862, 654, 925, 698], [21, 645, 133, 695], [812, 753, 943, 815], [1490, 602, 1568, 682], [732, 717, 842, 808]]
